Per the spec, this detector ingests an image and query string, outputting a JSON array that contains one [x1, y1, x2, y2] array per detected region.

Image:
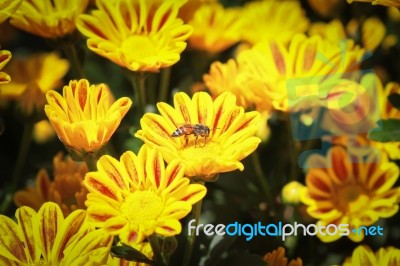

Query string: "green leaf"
[[388, 93, 400, 110], [111, 243, 153, 264], [368, 119, 400, 142]]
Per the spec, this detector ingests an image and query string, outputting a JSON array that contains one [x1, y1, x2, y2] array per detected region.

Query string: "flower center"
[[335, 184, 370, 215], [121, 191, 164, 225], [121, 35, 157, 61], [179, 141, 221, 160]]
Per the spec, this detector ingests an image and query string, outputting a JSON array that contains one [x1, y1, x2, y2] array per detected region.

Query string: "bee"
[[171, 123, 211, 147]]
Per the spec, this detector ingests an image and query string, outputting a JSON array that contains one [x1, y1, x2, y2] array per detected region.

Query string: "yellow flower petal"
[[0, 0, 22, 24], [0, 214, 29, 263], [36, 202, 64, 262]]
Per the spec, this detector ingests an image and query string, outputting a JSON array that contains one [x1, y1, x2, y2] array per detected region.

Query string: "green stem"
[[289, 140, 301, 181], [159, 67, 171, 103], [0, 123, 34, 213], [182, 188, 204, 266], [128, 72, 147, 116], [83, 152, 99, 172], [148, 234, 166, 266], [61, 42, 85, 79], [251, 152, 275, 214]]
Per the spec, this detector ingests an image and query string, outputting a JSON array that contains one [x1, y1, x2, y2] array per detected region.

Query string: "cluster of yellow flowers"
[[0, 0, 400, 265]]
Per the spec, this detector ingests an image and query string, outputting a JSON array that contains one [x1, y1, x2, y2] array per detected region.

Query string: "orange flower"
[[263, 247, 302, 266], [178, 0, 217, 22], [301, 146, 400, 242], [14, 152, 88, 216], [0, 52, 69, 115]]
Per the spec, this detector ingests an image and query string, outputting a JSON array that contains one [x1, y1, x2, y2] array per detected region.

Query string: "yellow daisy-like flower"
[[343, 245, 400, 265], [263, 247, 303, 266], [348, 0, 400, 7], [207, 34, 365, 113], [84, 145, 207, 245], [309, 18, 386, 51], [203, 59, 261, 110], [0, 49, 11, 84], [301, 146, 400, 242], [188, 3, 244, 53], [0, 52, 69, 115], [44, 79, 132, 154], [10, 0, 89, 38], [240, 0, 309, 45], [76, 0, 192, 72], [0, 0, 22, 24], [14, 152, 89, 216], [0, 202, 113, 265], [135, 91, 261, 179]]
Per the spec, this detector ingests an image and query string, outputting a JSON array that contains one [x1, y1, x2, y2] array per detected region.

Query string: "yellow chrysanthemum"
[[309, 18, 386, 51], [0, 52, 69, 115], [343, 245, 400, 265], [240, 0, 309, 45], [188, 3, 244, 53], [348, 0, 400, 7], [14, 152, 89, 216], [45, 79, 132, 153], [10, 0, 89, 38], [0, 49, 11, 84], [372, 82, 400, 159], [76, 0, 192, 72], [263, 247, 303, 266], [204, 59, 266, 111], [135, 91, 261, 180], [206, 34, 365, 113], [84, 145, 207, 245], [301, 146, 400, 242], [0, 0, 22, 24], [0, 202, 113, 265]]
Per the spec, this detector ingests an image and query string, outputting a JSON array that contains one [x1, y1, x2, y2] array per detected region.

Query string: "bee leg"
[[184, 135, 189, 147], [203, 136, 207, 147], [195, 135, 198, 148]]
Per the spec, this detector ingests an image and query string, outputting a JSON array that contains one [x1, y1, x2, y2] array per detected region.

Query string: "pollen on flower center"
[[179, 141, 221, 160], [122, 191, 164, 224], [121, 35, 156, 60], [335, 184, 370, 214]]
